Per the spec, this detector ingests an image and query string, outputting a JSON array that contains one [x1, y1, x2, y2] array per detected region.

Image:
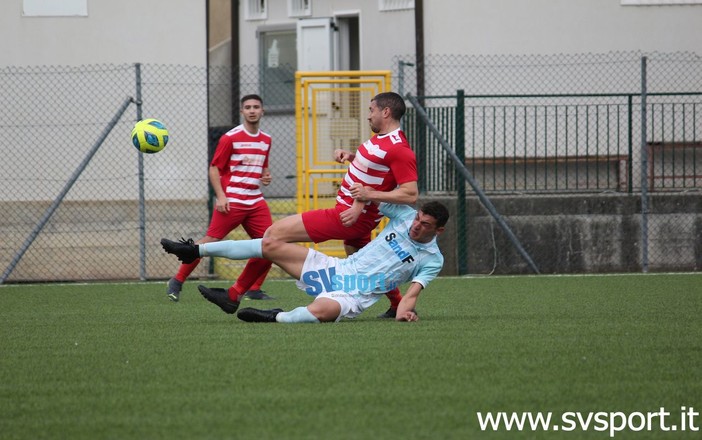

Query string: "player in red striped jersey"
[[198, 92, 419, 318], [166, 94, 274, 302]]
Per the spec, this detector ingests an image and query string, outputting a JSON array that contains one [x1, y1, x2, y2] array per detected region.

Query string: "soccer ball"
[[131, 119, 169, 154]]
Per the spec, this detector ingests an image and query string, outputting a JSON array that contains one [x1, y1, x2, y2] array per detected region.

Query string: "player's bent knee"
[[308, 298, 341, 322], [263, 215, 306, 242], [261, 237, 285, 255], [263, 223, 287, 240]]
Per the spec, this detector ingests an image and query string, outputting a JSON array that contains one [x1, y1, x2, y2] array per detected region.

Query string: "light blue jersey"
[[297, 203, 444, 295]]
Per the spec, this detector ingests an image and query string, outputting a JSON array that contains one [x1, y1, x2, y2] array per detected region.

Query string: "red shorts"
[[206, 199, 272, 240], [301, 204, 381, 249]]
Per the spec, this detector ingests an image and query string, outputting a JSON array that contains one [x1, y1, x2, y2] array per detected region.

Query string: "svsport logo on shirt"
[[300, 267, 398, 296]]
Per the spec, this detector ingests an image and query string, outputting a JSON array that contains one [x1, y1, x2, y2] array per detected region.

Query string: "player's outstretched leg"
[[238, 306, 324, 323], [161, 238, 199, 264], [198, 285, 241, 314], [237, 307, 283, 322]]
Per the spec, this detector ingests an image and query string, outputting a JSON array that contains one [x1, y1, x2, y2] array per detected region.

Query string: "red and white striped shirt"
[[336, 128, 417, 221], [211, 124, 272, 206]]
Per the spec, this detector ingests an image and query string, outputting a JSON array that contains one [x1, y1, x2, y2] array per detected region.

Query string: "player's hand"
[[396, 310, 419, 322], [340, 204, 362, 227], [349, 183, 371, 202], [215, 196, 229, 213], [334, 149, 354, 163], [260, 170, 272, 186]]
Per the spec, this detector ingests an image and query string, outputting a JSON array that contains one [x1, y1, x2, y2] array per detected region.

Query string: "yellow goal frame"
[[295, 71, 391, 256]]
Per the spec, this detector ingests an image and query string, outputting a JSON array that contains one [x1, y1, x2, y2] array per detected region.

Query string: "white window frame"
[[245, 0, 267, 20], [288, 0, 312, 17], [22, 0, 87, 16], [378, 0, 414, 12], [621, 0, 702, 5]]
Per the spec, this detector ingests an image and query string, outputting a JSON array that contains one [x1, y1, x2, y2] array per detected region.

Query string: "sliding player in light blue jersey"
[[161, 201, 449, 323]]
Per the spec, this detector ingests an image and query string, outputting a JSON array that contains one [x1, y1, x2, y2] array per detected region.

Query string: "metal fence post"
[[456, 89, 468, 274], [640, 56, 649, 273], [398, 60, 414, 99], [135, 63, 147, 280], [627, 94, 634, 193]]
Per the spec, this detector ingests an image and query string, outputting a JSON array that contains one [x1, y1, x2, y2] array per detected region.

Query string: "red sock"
[[174, 258, 201, 283], [229, 257, 273, 302], [228, 285, 244, 303], [385, 287, 403, 309], [248, 263, 271, 291]]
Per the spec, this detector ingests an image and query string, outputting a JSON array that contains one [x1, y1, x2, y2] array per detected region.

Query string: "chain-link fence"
[[0, 63, 298, 283], [2, 51, 701, 283], [394, 51, 702, 274]]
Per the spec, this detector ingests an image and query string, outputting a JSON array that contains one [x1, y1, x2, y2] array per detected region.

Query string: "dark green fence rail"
[[406, 92, 702, 195]]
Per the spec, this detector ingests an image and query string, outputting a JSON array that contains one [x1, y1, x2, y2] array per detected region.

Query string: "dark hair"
[[420, 201, 449, 228], [240, 94, 263, 107], [372, 92, 406, 120]]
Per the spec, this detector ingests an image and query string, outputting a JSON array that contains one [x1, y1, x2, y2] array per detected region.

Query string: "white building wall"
[[238, 0, 415, 71], [235, 1, 701, 83], [0, 1, 208, 202], [423, 0, 702, 56], [0, 0, 206, 67]]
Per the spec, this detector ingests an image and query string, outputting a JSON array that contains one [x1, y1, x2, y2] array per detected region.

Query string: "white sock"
[[201, 239, 263, 260], [276, 307, 320, 323]]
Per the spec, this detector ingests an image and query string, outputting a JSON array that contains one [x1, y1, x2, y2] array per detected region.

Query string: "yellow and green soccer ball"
[[131, 118, 169, 154]]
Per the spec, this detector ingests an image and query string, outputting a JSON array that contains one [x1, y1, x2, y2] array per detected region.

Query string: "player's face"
[[409, 211, 444, 243], [241, 99, 263, 124], [367, 100, 385, 134]]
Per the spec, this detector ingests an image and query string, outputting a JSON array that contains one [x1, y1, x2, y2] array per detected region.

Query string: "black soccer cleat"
[[237, 307, 283, 323], [377, 307, 418, 319], [243, 289, 275, 300], [161, 238, 200, 264], [198, 285, 240, 314], [377, 307, 397, 319], [166, 277, 183, 302]]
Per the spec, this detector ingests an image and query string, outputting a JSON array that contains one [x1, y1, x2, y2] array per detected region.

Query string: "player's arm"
[[260, 167, 272, 186], [396, 256, 443, 321], [334, 149, 355, 163], [350, 180, 418, 205], [396, 282, 423, 322], [208, 165, 230, 213], [339, 199, 365, 227]]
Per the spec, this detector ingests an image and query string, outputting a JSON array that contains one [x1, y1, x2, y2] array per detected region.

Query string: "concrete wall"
[[1, 200, 288, 282], [426, 193, 702, 276], [4, 194, 702, 281]]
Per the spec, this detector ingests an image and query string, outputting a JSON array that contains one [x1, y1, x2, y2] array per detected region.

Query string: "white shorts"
[[296, 249, 384, 321]]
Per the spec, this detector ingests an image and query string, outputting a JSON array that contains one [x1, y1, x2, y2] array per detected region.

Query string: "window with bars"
[[288, 0, 311, 17], [379, 0, 414, 12], [245, 0, 267, 20]]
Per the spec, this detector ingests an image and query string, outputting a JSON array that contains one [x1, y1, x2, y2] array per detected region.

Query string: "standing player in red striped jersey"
[[198, 92, 419, 318], [166, 94, 274, 302]]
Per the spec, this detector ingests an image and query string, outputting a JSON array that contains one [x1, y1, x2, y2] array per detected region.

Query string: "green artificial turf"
[[1, 274, 700, 439]]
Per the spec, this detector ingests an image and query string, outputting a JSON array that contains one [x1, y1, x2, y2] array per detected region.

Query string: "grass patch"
[[1, 274, 701, 439]]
